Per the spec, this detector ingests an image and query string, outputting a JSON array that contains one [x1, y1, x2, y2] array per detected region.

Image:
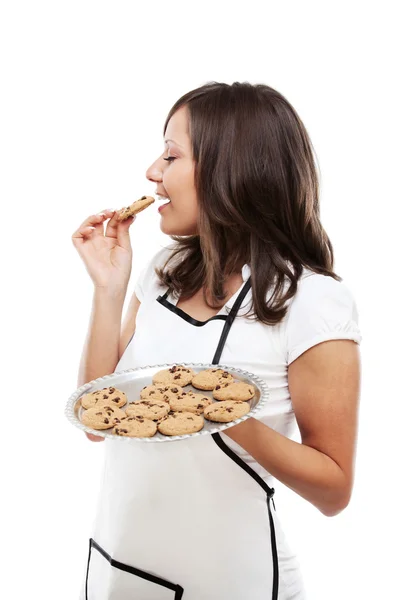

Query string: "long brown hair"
[[155, 81, 340, 325]]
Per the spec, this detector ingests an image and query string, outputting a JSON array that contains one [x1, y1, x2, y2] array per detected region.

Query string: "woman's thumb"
[[117, 215, 135, 249]]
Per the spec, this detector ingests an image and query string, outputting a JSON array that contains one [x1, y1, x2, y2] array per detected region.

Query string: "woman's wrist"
[[94, 284, 128, 301]]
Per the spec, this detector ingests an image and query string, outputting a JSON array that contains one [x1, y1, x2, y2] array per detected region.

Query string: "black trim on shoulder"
[[156, 277, 252, 328], [157, 291, 228, 327], [86, 538, 184, 599]]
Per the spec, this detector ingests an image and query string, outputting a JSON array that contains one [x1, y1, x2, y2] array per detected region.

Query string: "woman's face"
[[146, 105, 198, 236]]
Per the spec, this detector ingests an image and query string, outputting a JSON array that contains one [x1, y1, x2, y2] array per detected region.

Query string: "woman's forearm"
[[77, 287, 127, 387], [224, 418, 350, 517]]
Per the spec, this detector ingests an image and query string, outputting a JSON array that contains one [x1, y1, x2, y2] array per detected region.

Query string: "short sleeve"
[[285, 273, 362, 365], [134, 244, 176, 303]]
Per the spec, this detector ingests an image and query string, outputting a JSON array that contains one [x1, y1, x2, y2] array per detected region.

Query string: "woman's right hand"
[[85, 432, 105, 442], [71, 208, 136, 291]]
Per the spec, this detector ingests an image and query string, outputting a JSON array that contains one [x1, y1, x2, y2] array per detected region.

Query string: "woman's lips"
[[158, 200, 171, 212]]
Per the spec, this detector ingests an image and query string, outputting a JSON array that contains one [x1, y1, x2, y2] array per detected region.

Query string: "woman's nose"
[[146, 157, 163, 183]]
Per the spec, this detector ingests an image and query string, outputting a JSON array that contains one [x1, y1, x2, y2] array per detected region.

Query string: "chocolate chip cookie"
[[114, 416, 157, 438], [204, 400, 250, 422], [81, 387, 127, 409], [125, 400, 170, 421], [191, 368, 235, 390], [157, 411, 204, 436], [212, 381, 255, 402], [140, 384, 183, 402], [152, 365, 195, 387], [117, 195, 155, 221], [81, 405, 126, 430], [169, 392, 212, 415]]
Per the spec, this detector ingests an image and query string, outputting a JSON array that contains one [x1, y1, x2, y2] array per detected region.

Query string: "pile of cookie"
[[79, 365, 256, 438]]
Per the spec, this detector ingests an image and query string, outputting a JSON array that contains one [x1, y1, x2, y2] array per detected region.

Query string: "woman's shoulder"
[[293, 268, 358, 311], [283, 267, 361, 364]]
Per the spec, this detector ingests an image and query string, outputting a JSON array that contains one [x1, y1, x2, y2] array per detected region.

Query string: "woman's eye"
[[163, 157, 176, 163]]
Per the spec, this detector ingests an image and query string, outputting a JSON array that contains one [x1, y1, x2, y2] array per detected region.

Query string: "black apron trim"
[[268, 495, 279, 600], [211, 432, 275, 498], [157, 290, 228, 326], [210, 275, 279, 600], [211, 434, 278, 600], [211, 278, 252, 364], [85, 537, 184, 599]]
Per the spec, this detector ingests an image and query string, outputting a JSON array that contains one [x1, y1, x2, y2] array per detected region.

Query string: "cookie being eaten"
[[117, 195, 155, 220]]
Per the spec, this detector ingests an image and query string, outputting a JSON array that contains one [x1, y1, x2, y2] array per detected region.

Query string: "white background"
[[1, 1, 398, 598]]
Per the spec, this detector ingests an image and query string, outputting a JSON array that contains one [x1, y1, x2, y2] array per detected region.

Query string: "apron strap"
[[210, 277, 278, 600], [211, 277, 252, 364], [210, 274, 276, 496]]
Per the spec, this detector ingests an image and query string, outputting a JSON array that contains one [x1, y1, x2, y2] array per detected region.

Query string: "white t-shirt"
[[116, 244, 361, 484]]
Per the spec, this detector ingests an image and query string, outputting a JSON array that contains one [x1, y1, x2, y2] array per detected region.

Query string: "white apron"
[[82, 278, 302, 599]]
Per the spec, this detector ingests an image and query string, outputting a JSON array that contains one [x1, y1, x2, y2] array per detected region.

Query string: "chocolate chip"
[[109, 388, 115, 393], [103, 395, 109, 399], [215, 385, 221, 390], [104, 418, 110, 424], [171, 387, 178, 393]]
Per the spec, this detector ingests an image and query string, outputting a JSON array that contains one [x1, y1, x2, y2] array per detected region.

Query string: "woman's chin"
[[159, 219, 198, 237]]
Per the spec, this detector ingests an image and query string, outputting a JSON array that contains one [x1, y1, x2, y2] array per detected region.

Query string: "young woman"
[[72, 81, 361, 600]]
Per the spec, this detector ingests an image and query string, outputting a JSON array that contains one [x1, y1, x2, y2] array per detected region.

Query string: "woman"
[[72, 81, 361, 599]]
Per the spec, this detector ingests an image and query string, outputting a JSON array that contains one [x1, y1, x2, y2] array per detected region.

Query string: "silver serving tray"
[[65, 362, 269, 443]]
